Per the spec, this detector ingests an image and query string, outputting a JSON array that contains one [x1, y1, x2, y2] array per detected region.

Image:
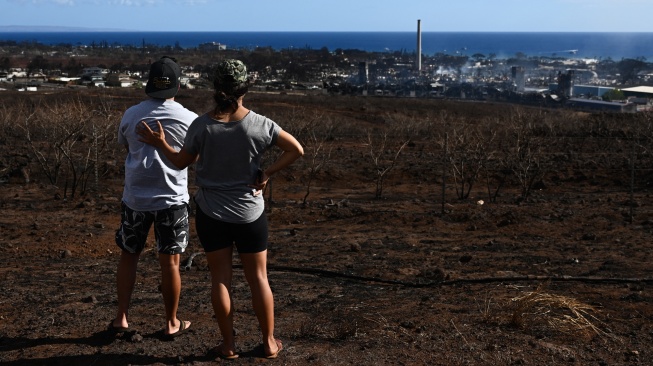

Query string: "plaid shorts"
[[115, 202, 189, 255]]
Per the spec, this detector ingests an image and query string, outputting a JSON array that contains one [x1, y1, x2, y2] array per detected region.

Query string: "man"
[[109, 56, 198, 339]]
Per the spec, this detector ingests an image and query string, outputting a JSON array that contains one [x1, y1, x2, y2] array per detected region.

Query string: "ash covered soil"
[[0, 92, 652, 365]]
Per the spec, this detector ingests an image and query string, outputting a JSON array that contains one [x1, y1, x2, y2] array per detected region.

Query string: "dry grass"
[[510, 284, 610, 340]]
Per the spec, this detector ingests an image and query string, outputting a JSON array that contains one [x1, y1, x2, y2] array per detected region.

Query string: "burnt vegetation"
[[2, 89, 652, 206]]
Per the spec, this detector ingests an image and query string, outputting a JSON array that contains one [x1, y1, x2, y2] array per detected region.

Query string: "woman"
[[138, 59, 303, 359]]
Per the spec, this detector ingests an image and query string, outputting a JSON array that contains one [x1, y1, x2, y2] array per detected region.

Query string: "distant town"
[[1, 38, 652, 113]]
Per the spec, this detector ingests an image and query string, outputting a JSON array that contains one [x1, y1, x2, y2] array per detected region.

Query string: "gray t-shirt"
[[118, 98, 198, 211], [184, 111, 281, 223]]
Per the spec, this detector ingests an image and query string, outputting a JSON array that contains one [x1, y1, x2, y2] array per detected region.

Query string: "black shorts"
[[115, 202, 189, 255], [195, 205, 268, 254]]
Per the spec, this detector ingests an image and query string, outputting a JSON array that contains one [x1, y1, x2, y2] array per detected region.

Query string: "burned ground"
[[0, 90, 651, 365]]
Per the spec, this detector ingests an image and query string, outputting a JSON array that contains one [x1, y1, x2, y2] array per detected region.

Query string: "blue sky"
[[2, 0, 652, 32]]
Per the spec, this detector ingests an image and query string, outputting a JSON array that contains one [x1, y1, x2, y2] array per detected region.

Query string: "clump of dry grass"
[[510, 284, 609, 340]]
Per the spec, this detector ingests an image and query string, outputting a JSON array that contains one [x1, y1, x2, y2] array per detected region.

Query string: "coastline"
[[1, 31, 652, 59]]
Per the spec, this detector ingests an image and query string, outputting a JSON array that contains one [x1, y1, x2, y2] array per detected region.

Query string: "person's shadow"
[[0, 329, 283, 365], [1, 328, 115, 351], [0, 329, 185, 366]]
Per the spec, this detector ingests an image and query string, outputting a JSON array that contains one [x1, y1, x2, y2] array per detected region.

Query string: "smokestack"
[[416, 19, 422, 71]]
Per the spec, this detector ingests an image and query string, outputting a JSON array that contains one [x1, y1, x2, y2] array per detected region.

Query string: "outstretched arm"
[[137, 120, 197, 170]]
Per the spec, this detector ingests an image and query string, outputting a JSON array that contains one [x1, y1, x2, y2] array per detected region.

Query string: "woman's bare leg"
[[240, 250, 279, 356]]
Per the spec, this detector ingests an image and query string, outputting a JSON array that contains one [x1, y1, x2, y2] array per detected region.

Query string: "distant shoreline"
[[1, 30, 652, 59], [2, 26, 653, 34]]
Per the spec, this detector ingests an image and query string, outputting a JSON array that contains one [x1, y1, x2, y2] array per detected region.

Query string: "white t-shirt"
[[118, 98, 198, 211], [184, 111, 281, 223]]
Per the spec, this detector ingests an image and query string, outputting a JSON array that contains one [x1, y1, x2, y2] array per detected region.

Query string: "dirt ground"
[[0, 92, 652, 366]]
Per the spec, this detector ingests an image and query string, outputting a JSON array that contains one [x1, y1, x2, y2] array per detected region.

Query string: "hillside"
[[0, 89, 651, 365]]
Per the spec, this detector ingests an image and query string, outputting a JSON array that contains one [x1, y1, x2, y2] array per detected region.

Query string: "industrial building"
[[622, 86, 653, 99], [570, 85, 615, 98]]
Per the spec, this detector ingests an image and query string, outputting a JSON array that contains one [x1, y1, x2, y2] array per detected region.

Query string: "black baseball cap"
[[145, 56, 181, 99]]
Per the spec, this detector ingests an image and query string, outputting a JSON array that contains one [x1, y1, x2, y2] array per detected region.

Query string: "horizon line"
[[1, 26, 652, 34]]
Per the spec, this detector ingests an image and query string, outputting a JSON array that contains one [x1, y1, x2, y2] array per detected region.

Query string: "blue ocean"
[[1, 31, 652, 60]]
